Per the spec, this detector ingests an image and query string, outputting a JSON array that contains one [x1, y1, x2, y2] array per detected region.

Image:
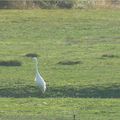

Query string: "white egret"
[[33, 57, 46, 93]]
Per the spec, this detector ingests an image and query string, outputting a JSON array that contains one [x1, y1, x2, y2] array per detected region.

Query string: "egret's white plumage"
[[33, 57, 46, 93]]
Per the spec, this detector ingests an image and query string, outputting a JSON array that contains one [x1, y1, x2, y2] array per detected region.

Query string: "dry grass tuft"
[[25, 53, 38, 58], [0, 60, 22, 66], [57, 60, 82, 65]]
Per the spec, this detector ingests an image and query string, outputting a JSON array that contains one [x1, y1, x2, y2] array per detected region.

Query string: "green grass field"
[[0, 9, 120, 120]]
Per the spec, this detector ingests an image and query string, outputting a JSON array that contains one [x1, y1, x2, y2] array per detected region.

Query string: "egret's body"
[[33, 57, 46, 93]]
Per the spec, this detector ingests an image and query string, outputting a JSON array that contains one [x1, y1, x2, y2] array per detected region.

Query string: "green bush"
[[57, 0, 75, 9], [0, 0, 13, 9], [33, 0, 57, 9], [33, 0, 75, 9]]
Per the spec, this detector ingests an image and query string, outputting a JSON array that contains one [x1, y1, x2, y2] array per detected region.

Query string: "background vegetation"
[[0, 0, 120, 9]]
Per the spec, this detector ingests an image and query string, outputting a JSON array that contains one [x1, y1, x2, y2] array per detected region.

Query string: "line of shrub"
[[0, 0, 75, 9], [0, 0, 120, 9]]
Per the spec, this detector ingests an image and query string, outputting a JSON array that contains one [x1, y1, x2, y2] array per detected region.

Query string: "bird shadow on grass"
[[0, 84, 120, 98]]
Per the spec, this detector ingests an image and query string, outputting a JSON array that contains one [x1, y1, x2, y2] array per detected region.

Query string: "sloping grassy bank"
[[0, 9, 120, 119], [0, 9, 120, 98]]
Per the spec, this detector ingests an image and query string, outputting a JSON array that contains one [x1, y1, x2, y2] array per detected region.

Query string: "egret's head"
[[32, 57, 38, 62]]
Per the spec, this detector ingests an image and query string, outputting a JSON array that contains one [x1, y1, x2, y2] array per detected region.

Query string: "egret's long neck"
[[35, 59, 39, 73]]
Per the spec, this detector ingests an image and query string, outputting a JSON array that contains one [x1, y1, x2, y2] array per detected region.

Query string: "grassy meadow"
[[0, 9, 120, 119]]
